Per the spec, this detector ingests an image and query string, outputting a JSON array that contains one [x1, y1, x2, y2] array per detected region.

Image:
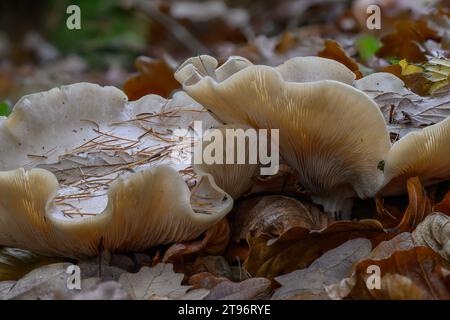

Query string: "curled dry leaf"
[[434, 189, 450, 215], [163, 218, 230, 263], [118, 263, 208, 300], [318, 39, 363, 79], [347, 247, 450, 300], [0, 247, 64, 282], [393, 177, 432, 232], [412, 212, 450, 260], [231, 195, 332, 242], [272, 238, 372, 300], [123, 56, 180, 100]]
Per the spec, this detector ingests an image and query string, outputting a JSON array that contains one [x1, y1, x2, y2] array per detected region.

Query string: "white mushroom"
[[176, 56, 391, 218], [381, 116, 450, 195], [0, 83, 232, 258], [193, 124, 260, 199]]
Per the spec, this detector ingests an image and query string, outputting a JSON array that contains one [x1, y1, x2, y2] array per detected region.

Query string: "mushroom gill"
[[0, 83, 233, 258], [175, 56, 391, 218]]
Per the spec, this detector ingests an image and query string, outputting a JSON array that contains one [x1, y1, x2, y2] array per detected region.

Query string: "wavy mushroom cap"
[[193, 124, 260, 199], [381, 116, 450, 195], [0, 83, 232, 258], [175, 56, 391, 217]]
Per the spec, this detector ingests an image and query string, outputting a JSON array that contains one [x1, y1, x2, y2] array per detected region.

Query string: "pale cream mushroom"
[[355, 72, 450, 195], [381, 116, 450, 195], [176, 56, 391, 218], [0, 83, 232, 258], [193, 124, 260, 199]]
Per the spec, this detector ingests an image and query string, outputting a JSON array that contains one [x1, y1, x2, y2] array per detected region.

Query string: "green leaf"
[[356, 36, 381, 61], [0, 101, 11, 116]]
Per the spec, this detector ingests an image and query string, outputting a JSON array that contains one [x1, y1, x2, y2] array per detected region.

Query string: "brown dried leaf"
[[123, 56, 180, 101], [188, 272, 228, 290], [347, 247, 450, 299], [318, 39, 363, 79], [434, 189, 450, 215], [118, 263, 209, 300], [231, 195, 332, 242], [205, 277, 272, 300], [412, 212, 450, 260], [163, 218, 230, 263], [396, 177, 432, 232], [244, 218, 386, 278], [378, 20, 440, 63], [272, 238, 372, 300]]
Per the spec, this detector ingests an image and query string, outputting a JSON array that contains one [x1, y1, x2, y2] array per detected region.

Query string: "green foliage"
[[356, 36, 381, 61], [0, 101, 11, 116], [46, 0, 149, 69]]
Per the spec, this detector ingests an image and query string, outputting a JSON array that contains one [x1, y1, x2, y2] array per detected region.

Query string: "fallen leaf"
[[358, 73, 450, 138], [272, 238, 372, 300], [372, 273, 428, 300], [412, 212, 450, 260], [123, 56, 180, 100], [347, 247, 450, 299], [205, 277, 272, 300], [231, 195, 332, 243], [118, 263, 208, 300], [378, 19, 440, 63], [395, 177, 432, 232], [163, 218, 230, 263], [54, 279, 130, 300], [434, 188, 450, 215], [186, 256, 232, 279], [244, 218, 386, 278], [0, 263, 72, 300], [0, 247, 64, 281], [188, 272, 228, 290], [318, 39, 363, 79]]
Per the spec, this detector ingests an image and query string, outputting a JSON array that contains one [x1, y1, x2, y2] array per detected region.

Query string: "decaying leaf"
[[244, 217, 386, 278], [347, 247, 450, 299], [0, 248, 64, 282], [356, 72, 450, 139], [205, 277, 272, 300], [412, 212, 450, 260], [318, 39, 363, 79], [272, 238, 372, 300], [118, 263, 208, 300], [54, 279, 130, 300], [395, 177, 432, 232], [378, 19, 440, 63], [231, 195, 332, 242], [434, 189, 450, 215], [123, 56, 180, 100], [0, 263, 72, 300], [163, 218, 231, 263], [184, 256, 232, 279]]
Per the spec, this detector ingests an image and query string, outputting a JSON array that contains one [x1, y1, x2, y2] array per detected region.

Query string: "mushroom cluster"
[[0, 83, 233, 258], [175, 55, 450, 218]]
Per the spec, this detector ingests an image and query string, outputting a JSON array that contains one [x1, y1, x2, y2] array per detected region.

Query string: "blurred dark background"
[[0, 0, 448, 106]]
